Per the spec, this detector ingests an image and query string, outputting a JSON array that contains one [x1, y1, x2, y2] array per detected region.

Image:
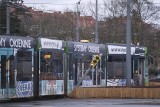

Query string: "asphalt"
[[0, 98, 160, 107]]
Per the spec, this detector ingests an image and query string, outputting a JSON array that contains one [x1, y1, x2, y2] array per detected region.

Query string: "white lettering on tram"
[[17, 82, 32, 93], [0, 38, 6, 47], [9, 38, 31, 48], [43, 41, 59, 49], [88, 46, 100, 53], [74, 44, 87, 52], [74, 44, 100, 53]]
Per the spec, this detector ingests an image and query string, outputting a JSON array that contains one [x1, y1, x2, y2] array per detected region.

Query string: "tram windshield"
[[40, 51, 63, 80]]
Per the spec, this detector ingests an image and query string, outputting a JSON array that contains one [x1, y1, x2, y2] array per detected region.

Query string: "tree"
[[130, 0, 160, 65], [98, 0, 128, 43], [131, 0, 160, 44], [25, 9, 77, 40], [0, 0, 27, 35]]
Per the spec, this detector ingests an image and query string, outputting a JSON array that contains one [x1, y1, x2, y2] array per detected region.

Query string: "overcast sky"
[[23, 0, 94, 11], [23, 0, 160, 12]]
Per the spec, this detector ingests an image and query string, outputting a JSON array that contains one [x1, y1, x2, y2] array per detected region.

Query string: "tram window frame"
[[17, 51, 32, 81]]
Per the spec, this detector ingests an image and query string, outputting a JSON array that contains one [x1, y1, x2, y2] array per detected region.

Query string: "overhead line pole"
[[6, 0, 10, 35], [0, 0, 1, 34], [95, 0, 99, 43], [126, 0, 131, 86], [76, 0, 81, 42]]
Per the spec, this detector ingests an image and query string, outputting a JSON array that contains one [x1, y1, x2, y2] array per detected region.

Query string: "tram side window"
[[100, 56, 106, 79], [40, 52, 63, 80], [17, 51, 32, 81], [1, 55, 15, 88], [9, 55, 15, 88], [1, 55, 6, 89], [83, 55, 92, 79], [108, 56, 125, 79]]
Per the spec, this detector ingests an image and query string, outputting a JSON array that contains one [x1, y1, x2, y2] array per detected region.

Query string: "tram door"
[[0, 49, 15, 98], [133, 59, 145, 86]]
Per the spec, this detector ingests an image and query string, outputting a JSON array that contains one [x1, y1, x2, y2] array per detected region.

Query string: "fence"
[[69, 87, 160, 99]]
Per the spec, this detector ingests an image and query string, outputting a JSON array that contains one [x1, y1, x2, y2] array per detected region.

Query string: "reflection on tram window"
[[71, 54, 105, 86], [40, 51, 63, 80], [9, 55, 15, 88], [1, 55, 6, 89], [1, 55, 15, 88], [17, 51, 32, 81]]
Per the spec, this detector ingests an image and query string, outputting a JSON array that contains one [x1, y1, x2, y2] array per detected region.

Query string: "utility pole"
[[6, 0, 10, 35], [126, 0, 131, 86], [95, 0, 99, 43], [0, 0, 2, 34], [76, 0, 81, 42]]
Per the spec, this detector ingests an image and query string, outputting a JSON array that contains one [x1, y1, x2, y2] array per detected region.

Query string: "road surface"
[[0, 98, 160, 107]]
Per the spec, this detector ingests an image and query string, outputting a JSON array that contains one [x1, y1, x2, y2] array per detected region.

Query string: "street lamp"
[[76, 0, 81, 42]]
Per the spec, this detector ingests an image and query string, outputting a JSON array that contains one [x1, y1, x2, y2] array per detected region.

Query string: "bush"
[[149, 67, 159, 76]]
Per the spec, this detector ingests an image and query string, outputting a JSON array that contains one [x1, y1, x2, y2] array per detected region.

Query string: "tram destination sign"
[[40, 38, 62, 49], [108, 45, 135, 55], [0, 35, 33, 48]]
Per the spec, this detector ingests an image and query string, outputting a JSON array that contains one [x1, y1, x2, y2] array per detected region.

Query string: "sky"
[[23, 0, 94, 12], [23, 0, 160, 12], [23, 0, 160, 13]]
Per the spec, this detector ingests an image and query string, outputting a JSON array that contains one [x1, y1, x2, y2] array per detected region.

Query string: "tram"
[[0, 35, 34, 99], [0, 35, 149, 100]]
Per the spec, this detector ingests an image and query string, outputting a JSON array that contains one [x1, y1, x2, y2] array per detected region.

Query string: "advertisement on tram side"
[[40, 80, 64, 95], [16, 81, 33, 97]]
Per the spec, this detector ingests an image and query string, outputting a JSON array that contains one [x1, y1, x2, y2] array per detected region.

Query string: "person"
[[52, 66, 57, 78], [133, 72, 140, 86]]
